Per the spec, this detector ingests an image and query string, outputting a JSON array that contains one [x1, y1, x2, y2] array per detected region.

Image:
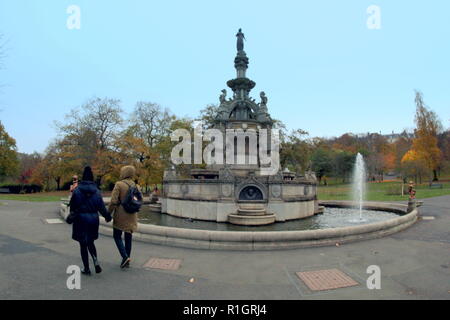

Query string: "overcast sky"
[[0, 0, 449, 154]]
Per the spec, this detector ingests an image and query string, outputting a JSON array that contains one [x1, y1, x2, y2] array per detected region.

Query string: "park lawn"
[[0, 194, 64, 202], [0, 191, 71, 202], [318, 180, 450, 201], [1, 182, 449, 202]]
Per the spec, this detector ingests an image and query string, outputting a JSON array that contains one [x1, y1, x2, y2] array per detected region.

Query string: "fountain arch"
[[238, 185, 264, 201]]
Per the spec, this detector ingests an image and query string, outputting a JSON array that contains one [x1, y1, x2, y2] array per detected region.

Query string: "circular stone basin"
[[138, 207, 400, 232], [60, 199, 418, 250]]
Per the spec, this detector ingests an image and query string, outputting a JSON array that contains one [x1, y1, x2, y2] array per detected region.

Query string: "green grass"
[[1, 180, 449, 203], [318, 180, 450, 201], [0, 194, 62, 202]]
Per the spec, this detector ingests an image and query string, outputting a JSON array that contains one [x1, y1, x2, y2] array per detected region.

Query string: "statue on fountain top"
[[236, 28, 245, 52]]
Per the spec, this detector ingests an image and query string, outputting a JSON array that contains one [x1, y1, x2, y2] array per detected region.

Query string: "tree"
[[130, 101, 174, 148], [401, 149, 428, 184], [333, 150, 355, 183], [280, 129, 311, 174], [311, 148, 333, 183], [55, 97, 124, 184], [198, 104, 219, 129], [332, 133, 360, 153], [0, 121, 19, 181], [17, 152, 42, 184], [437, 130, 450, 175], [57, 97, 123, 151], [364, 133, 390, 181], [393, 131, 413, 177], [410, 91, 443, 181]]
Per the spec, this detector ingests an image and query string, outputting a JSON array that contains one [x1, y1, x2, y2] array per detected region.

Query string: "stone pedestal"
[[407, 199, 416, 213]]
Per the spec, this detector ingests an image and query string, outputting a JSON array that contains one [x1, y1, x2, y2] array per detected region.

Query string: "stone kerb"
[[60, 199, 418, 250]]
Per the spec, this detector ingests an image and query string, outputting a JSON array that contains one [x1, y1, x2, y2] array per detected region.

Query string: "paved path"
[[0, 196, 449, 299]]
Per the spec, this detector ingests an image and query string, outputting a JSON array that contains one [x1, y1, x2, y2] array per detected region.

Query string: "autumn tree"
[[392, 131, 413, 181], [401, 149, 428, 184], [17, 152, 42, 184], [331, 133, 361, 153], [55, 97, 124, 184], [409, 91, 443, 181], [0, 121, 19, 181], [364, 133, 390, 181]]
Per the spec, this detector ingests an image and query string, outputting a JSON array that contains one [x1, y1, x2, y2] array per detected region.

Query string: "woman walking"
[[66, 166, 112, 275], [108, 165, 141, 268]]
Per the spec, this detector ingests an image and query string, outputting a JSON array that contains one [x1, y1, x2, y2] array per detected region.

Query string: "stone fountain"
[[160, 30, 322, 225], [60, 30, 419, 249]]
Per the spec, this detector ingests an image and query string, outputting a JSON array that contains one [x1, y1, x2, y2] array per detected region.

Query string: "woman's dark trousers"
[[113, 228, 132, 259], [79, 242, 98, 271]]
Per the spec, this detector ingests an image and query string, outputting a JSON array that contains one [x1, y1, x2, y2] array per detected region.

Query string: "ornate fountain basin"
[[60, 199, 418, 250]]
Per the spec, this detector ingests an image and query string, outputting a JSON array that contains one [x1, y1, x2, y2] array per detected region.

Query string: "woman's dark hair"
[[82, 166, 94, 182]]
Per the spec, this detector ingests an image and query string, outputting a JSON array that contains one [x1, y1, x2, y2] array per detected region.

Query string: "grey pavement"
[[0, 196, 449, 300]]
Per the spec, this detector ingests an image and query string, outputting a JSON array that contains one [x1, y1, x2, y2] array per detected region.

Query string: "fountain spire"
[[227, 28, 255, 100]]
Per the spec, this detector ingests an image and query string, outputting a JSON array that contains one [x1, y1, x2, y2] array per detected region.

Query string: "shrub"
[[0, 183, 42, 194]]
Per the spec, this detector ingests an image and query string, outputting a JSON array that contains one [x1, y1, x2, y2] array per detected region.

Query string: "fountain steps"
[[237, 208, 267, 215], [228, 213, 276, 226], [228, 203, 276, 225]]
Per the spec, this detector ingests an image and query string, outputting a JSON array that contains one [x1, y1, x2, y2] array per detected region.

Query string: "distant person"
[[150, 185, 160, 203], [70, 175, 79, 193], [66, 166, 112, 275], [108, 165, 143, 269]]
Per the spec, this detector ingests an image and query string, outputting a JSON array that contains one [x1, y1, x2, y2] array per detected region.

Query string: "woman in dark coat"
[[66, 166, 112, 275]]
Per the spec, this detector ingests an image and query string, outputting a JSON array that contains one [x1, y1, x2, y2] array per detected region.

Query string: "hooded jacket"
[[67, 180, 111, 243], [108, 166, 141, 233]]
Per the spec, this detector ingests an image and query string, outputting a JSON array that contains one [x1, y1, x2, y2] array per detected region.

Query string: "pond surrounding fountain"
[[138, 206, 399, 232]]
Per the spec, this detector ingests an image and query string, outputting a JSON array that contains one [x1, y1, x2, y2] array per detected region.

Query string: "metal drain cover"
[[296, 268, 359, 291], [143, 257, 182, 270]]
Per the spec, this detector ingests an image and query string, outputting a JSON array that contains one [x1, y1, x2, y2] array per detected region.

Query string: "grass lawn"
[[1, 181, 449, 202], [0, 191, 67, 202], [318, 180, 450, 201]]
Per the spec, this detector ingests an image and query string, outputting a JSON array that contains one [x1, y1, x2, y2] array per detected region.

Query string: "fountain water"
[[352, 153, 366, 221]]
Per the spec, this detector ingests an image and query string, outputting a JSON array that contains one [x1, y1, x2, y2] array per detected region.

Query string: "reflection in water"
[[138, 207, 399, 232]]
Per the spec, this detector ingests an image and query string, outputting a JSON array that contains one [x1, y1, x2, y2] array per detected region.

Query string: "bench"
[[429, 183, 443, 189]]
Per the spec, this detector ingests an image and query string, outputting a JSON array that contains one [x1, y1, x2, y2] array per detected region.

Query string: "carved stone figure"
[[236, 28, 245, 52], [219, 89, 227, 104], [260, 91, 268, 106]]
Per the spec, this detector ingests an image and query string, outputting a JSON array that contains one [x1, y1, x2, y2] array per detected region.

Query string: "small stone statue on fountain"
[[219, 89, 227, 104]]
